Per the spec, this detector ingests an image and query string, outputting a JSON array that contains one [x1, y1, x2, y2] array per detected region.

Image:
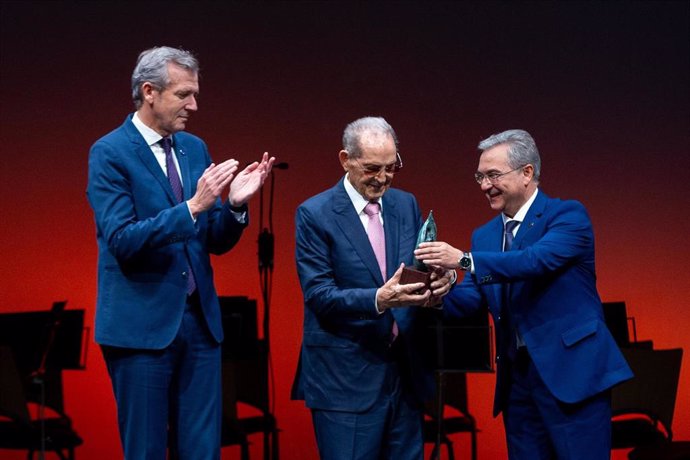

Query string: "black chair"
[[423, 371, 478, 460], [222, 340, 279, 460], [220, 360, 251, 460], [611, 347, 683, 451], [602, 301, 654, 349], [0, 346, 83, 460], [219, 296, 279, 460]]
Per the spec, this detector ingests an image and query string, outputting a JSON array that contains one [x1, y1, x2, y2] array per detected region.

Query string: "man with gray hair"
[[291, 116, 454, 459], [87, 46, 274, 459], [415, 129, 632, 459]]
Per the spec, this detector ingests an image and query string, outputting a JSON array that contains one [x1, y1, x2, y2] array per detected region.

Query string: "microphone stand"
[[258, 164, 285, 456]]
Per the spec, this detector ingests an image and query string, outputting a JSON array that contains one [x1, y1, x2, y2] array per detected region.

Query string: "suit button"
[[182, 271, 188, 277], [496, 355, 501, 362]]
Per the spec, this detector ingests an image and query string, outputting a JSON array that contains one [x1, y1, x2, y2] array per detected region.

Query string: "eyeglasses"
[[351, 152, 403, 176], [474, 165, 526, 185]]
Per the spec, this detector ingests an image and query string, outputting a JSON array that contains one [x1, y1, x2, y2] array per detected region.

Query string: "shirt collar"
[[132, 112, 169, 148], [503, 188, 539, 225], [342, 174, 383, 216]]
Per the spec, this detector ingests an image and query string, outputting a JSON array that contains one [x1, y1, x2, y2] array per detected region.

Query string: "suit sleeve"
[[295, 204, 380, 320], [472, 200, 594, 284], [87, 140, 199, 263]]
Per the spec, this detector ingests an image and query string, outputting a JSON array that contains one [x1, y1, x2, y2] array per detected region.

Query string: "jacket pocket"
[[561, 320, 598, 347]]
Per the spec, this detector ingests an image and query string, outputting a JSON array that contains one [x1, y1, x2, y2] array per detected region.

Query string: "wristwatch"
[[458, 252, 472, 270]]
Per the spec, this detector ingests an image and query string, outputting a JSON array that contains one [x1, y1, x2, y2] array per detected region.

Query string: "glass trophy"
[[400, 210, 436, 290]]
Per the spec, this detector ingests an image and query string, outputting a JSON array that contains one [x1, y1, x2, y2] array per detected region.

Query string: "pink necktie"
[[364, 202, 398, 341], [364, 202, 386, 280]]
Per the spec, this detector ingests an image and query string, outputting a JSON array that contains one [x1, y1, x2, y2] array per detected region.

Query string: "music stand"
[[421, 308, 493, 460], [0, 301, 88, 460]]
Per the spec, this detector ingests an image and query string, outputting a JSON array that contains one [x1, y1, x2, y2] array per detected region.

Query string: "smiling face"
[[339, 132, 397, 201], [138, 63, 199, 136], [477, 143, 536, 217]]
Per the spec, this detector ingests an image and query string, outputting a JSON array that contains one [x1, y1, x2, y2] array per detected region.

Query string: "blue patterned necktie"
[[160, 138, 196, 295], [161, 137, 183, 202], [504, 220, 519, 251], [503, 220, 520, 360]]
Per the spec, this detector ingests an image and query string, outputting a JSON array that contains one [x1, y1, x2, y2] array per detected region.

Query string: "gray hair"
[[131, 46, 199, 109], [478, 129, 541, 182], [342, 116, 399, 158]]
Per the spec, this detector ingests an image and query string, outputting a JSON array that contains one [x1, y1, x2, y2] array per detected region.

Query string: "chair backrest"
[[218, 296, 271, 414], [441, 372, 470, 414], [612, 347, 683, 438], [602, 301, 631, 347], [225, 341, 270, 412], [425, 371, 470, 418], [0, 346, 31, 424]]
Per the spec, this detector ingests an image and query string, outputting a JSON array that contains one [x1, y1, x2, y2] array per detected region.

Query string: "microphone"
[[273, 162, 289, 170]]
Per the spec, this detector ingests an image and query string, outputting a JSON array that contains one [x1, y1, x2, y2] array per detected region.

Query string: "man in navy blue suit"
[[415, 129, 633, 459], [291, 116, 454, 460], [87, 46, 274, 459]]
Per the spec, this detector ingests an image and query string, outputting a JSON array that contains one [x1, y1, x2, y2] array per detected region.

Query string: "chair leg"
[[445, 438, 455, 460], [271, 429, 279, 460], [241, 440, 250, 460], [428, 444, 439, 460], [471, 429, 477, 460]]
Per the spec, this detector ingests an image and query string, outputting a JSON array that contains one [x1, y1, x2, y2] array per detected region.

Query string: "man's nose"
[[186, 95, 198, 111]]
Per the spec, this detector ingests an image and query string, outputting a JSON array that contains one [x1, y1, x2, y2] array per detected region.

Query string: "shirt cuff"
[[228, 203, 248, 223], [185, 202, 197, 223]]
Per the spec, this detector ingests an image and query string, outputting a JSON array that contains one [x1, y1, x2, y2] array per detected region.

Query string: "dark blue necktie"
[[160, 138, 197, 295], [503, 220, 520, 360], [161, 137, 183, 202], [504, 220, 519, 251]]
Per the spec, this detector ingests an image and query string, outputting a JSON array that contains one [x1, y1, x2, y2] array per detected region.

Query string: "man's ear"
[[339, 150, 350, 172], [141, 82, 157, 104], [522, 164, 534, 183]]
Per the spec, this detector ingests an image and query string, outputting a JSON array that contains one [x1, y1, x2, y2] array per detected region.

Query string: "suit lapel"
[[512, 191, 548, 249], [124, 119, 178, 205], [332, 182, 386, 285]]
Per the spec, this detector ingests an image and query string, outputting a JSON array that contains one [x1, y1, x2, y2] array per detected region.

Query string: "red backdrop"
[[1, 2, 688, 459]]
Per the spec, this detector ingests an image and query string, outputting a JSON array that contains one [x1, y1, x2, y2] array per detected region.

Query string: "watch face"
[[460, 256, 471, 269]]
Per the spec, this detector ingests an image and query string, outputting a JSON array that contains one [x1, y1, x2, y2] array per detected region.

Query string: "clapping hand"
[[228, 152, 275, 207]]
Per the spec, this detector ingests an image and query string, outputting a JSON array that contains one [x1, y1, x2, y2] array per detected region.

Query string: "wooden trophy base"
[[400, 267, 432, 293]]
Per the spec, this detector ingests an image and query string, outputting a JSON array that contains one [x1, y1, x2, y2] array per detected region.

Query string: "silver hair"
[[342, 116, 399, 158], [131, 46, 199, 109], [478, 129, 541, 182]]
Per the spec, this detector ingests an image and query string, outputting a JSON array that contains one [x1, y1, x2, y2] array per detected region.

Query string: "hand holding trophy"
[[400, 211, 436, 291]]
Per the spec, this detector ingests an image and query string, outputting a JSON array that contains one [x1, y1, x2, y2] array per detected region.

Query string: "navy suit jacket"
[[86, 115, 247, 349], [444, 191, 632, 416], [291, 179, 435, 412]]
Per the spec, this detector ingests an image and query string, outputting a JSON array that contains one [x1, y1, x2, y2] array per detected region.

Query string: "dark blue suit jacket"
[[291, 179, 435, 412], [444, 191, 632, 416], [86, 115, 247, 349]]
